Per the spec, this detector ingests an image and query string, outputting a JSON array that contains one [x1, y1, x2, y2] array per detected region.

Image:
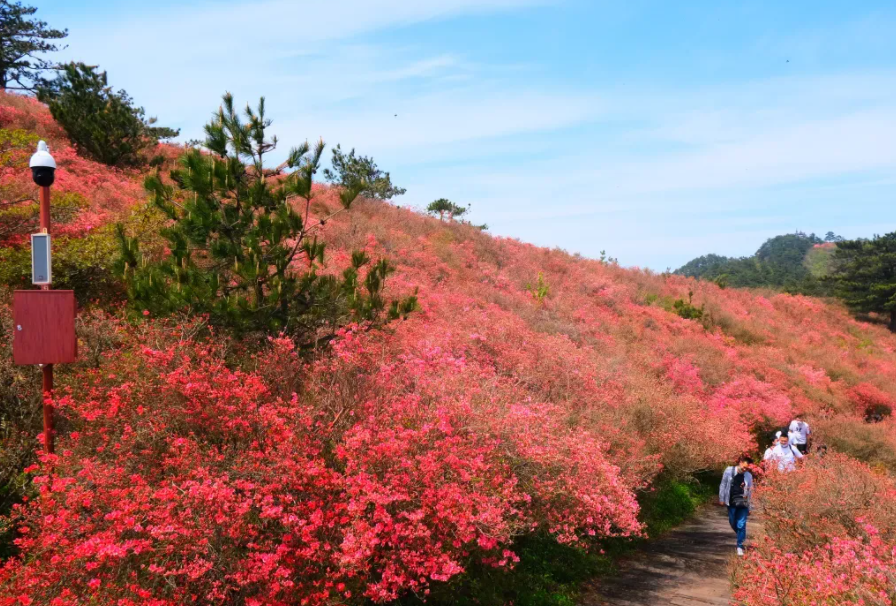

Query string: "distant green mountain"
[[675, 232, 841, 295]]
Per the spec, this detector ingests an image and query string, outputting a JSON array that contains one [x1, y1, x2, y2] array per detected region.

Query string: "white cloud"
[[363, 54, 461, 83], [453, 71, 896, 201], [65, 0, 551, 64], [54, 0, 561, 147], [280, 88, 601, 153], [377, 69, 896, 268], [45, 2, 896, 269]]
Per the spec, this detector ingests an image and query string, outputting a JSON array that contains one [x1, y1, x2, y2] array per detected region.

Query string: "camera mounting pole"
[[29, 140, 57, 454]]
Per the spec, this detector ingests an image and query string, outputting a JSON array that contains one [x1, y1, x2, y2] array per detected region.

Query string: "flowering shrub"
[[0, 332, 347, 605], [734, 454, 896, 605], [0, 320, 643, 604], [850, 382, 895, 420], [707, 377, 792, 428], [735, 530, 896, 606], [756, 454, 896, 551], [4, 92, 896, 604]]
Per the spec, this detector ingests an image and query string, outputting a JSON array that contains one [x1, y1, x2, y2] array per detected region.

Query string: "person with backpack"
[[719, 455, 754, 556], [788, 417, 811, 454], [763, 432, 803, 472]]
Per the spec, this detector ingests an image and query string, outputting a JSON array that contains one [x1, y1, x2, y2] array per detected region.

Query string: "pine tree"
[[828, 233, 896, 331], [116, 93, 416, 345], [37, 63, 178, 167], [322, 144, 406, 201], [0, 0, 67, 91], [426, 198, 468, 222]]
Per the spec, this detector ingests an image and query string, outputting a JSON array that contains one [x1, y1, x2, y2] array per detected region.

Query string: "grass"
[[639, 474, 717, 536], [803, 246, 836, 278], [394, 475, 718, 606]]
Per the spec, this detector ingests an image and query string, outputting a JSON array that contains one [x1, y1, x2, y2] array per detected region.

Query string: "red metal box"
[[12, 290, 77, 365]]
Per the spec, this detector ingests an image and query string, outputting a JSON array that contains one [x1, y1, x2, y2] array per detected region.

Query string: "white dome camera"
[[29, 141, 56, 187]]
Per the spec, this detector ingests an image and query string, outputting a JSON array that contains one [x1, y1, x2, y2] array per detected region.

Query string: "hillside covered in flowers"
[[1, 92, 895, 605]]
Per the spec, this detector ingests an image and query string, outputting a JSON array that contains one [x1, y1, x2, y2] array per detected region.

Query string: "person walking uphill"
[[788, 417, 811, 454], [764, 432, 803, 472], [719, 455, 754, 556]]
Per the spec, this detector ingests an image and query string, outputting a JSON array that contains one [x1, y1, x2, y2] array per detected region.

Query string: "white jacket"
[[764, 442, 803, 471]]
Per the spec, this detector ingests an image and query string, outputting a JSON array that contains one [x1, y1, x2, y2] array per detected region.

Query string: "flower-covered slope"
[[2, 92, 896, 605]]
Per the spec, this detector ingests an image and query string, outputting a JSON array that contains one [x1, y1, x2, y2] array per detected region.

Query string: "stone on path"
[[580, 506, 738, 606]]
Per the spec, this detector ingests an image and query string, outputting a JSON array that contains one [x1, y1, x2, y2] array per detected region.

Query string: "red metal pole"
[[42, 365, 54, 454], [39, 183, 54, 453], [39, 184, 50, 236]]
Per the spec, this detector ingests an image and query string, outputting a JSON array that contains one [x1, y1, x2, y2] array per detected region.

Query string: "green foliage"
[[0, 190, 84, 243], [804, 245, 836, 278], [527, 272, 550, 305], [0, 0, 67, 91], [322, 144, 406, 201], [672, 290, 704, 321], [117, 93, 416, 344], [426, 197, 468, 221], [827, 232, 896, 331], [395, 533, 611, 606], [37, 62, 178, 167], [0, 226, 122, 302], [638, 476, 714, 536], [675, 232, 834, 295], [0, 127, 39, 167]]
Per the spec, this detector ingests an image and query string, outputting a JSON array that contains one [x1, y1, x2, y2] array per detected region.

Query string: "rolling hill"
[[675, 232, 841, 294], [1, 92, 895, 605]]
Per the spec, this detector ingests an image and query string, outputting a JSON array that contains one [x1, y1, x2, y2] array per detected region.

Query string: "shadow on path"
[[579, 506, 738, 606]]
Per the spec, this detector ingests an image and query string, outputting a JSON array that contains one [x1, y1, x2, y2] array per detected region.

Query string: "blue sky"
[[33, 0, 896, 269]]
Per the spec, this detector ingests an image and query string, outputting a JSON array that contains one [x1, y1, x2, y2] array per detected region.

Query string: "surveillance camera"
[[30, 141, 56, 187]]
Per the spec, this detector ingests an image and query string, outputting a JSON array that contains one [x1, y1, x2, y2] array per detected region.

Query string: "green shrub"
[[395, 533, 613, 606], [0, 128, 39, 167], [0, 224, 123, 303], [638, 475, 715, 536], [527, 272, 550, 306], [672, 291, 704, 321]]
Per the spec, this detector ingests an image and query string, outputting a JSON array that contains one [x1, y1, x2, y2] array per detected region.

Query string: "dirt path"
[[579, 506, 739, 606]]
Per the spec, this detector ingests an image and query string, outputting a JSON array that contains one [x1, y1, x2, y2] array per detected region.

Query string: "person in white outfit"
[[788, 417, 811, 454], [763, 432, 803, 472]]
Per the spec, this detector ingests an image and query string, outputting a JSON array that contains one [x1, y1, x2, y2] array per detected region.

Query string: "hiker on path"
[[763, 431, 803, 472], [788, 417, 811, 454], [719, 455, 753, 556]]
